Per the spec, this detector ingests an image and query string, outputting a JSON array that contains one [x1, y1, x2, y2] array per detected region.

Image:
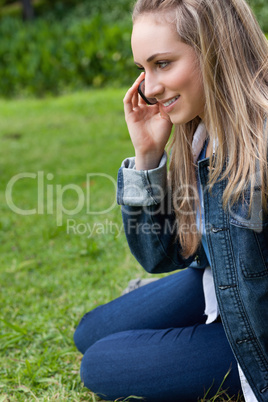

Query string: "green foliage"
[[0, 0, 133, 20], [0, 13, 136, 97], [36, 0, 134, 21], [248, 0, 268, 32], [0, 0, 267, 98]]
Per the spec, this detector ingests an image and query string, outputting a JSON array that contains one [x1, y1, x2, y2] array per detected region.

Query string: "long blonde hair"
[[133, 0, 268, 258]]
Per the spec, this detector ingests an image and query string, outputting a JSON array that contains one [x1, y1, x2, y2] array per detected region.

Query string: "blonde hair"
[[133, 0, 268, 258]]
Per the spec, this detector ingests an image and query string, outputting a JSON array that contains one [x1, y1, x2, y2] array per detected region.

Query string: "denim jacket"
[[117, 148, 268, 401]]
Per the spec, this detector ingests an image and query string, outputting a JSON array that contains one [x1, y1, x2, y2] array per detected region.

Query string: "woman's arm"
[[117, 153, 195, 273], [119, 75, 208, 272]]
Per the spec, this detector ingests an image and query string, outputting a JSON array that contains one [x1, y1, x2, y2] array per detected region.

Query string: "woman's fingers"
[[123, 73, 145, 114], [138, 94, 147, 106], [132, 88, 139, 109]]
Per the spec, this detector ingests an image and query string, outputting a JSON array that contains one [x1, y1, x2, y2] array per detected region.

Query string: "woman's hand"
[[123, 73, 173, 170]]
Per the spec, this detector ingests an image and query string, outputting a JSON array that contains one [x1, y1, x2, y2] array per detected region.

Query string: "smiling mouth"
[[163, 96, 180, 107]]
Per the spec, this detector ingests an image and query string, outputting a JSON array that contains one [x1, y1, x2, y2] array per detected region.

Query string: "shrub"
[[0, 13, 137, 97], [248, 0, 268, 32], [0, 0, 267, 97]]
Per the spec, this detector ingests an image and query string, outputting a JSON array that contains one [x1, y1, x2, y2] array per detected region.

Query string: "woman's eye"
[[157, 61, 169, 69], [136, 66, 145, 71]]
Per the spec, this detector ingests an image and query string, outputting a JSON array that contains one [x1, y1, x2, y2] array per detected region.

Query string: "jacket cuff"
[[117, 152, 168, 206]]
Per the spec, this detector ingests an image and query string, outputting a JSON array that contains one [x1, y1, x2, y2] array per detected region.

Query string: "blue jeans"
[[74, 268, 242, 401]]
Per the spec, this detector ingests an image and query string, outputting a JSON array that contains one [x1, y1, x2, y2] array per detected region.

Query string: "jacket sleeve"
[[117, 152, 197, 273]]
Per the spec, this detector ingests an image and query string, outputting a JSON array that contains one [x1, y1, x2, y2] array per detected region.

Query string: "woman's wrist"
[[135, 151, 164, 170]]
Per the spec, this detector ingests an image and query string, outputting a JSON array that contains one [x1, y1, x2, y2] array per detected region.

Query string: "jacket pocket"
[[229, 189, 268, 278]]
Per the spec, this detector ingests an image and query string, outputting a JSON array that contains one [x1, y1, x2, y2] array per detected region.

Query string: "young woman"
[[74, 0, 268, 401]]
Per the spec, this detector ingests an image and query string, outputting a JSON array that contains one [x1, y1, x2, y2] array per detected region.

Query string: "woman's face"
[[131, 13, 205, 124]]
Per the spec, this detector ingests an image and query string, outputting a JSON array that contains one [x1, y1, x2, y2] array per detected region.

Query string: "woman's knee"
[[73, 309, 100, 354], [79, 340, 117, 401], [74, 303, 115, 354]]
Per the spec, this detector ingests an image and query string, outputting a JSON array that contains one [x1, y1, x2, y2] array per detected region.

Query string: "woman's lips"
[[161, 95, 180, 112]]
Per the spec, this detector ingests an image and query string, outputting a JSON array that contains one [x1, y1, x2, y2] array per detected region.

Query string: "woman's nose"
[[144, 76, 164, 100]]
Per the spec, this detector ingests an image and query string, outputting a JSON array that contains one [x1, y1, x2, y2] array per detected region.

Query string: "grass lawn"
[[0, 89, 244, 401]]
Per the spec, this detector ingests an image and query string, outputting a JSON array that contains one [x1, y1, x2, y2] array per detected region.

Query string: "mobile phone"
[[138, 80, 158, 105]]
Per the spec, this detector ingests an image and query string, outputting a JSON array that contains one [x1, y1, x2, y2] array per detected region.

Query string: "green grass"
[[0, 88, 144, 401], [0, 89, 244, 401]]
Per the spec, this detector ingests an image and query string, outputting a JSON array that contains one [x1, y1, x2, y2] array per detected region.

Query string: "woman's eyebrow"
[[146, 52, 173, 62], [134, 52, 173, 65]]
